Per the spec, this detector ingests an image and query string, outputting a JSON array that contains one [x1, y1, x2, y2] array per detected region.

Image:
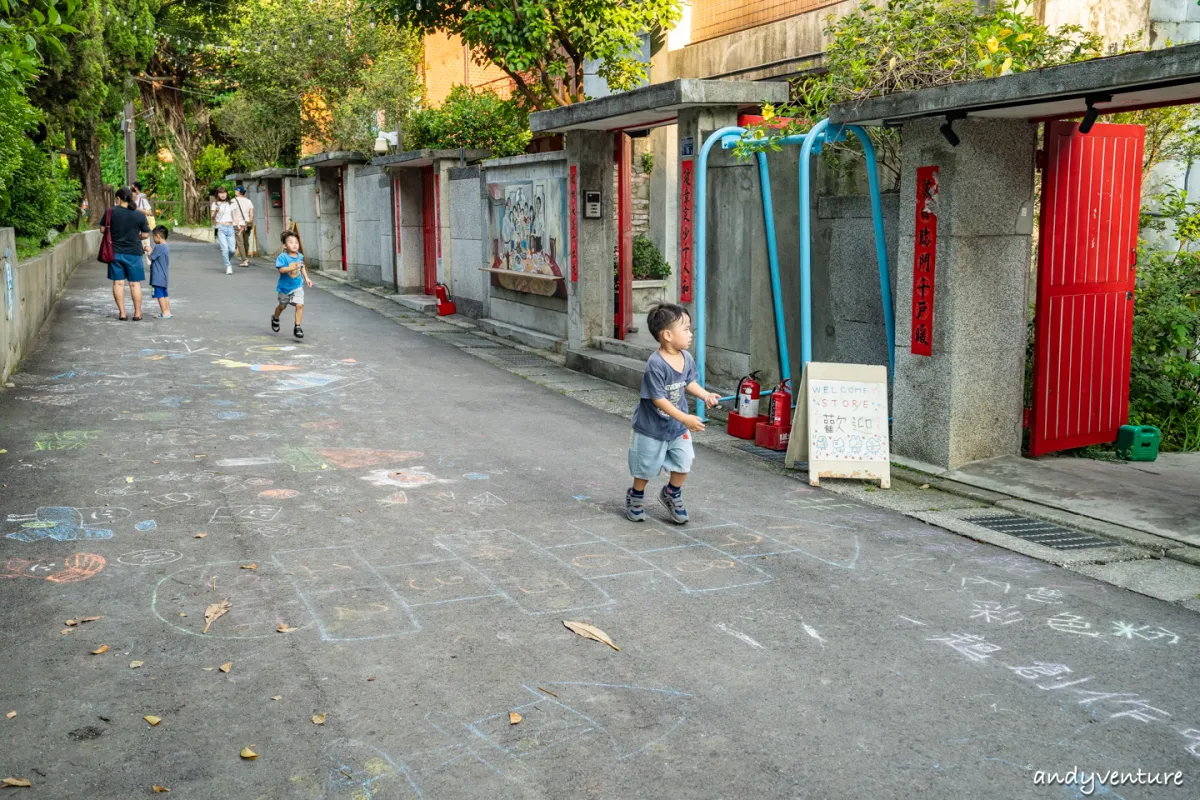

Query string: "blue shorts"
[[628, 430, 695, 479], [107, 253, 145, 283], [152, 286, 168, 298]]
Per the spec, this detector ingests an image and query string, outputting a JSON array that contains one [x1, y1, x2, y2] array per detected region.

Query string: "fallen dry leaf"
[[240, 563, 258, 570], [152, 786, 170, 793], [311, 713, 326, 725], [144, 715, 161, 726], [536, 687, 558, 698], [5, 711, 15, 719], [202, 667, 214, 672], [202, 599, 232, 634], [240, 746, 259, 760], [219, 662, 232, 673], [60, 628, 73, 635], [366, 677, 376, 682], [508, 712, 522, 725], [193, 533, 207, 539], [562, 620, 620, 651], [276, 623, 298, 633], [130, 660, 144, 669], [81, 616, 103, 623], [1, 777, 32, 787], [65, 619, 78, 627], [90, 644, 110, 655], [270, 696, 282, 702], [919, 484, 931, 490]]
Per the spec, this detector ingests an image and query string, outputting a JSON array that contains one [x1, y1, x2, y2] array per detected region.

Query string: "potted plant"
[[614, 235, 672, 313]]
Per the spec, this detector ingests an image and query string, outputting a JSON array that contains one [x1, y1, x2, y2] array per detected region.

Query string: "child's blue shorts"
[[152, 286, 168, 298], [628, 430, 694, 479]]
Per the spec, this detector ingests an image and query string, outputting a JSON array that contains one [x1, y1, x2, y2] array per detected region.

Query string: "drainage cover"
[[488, 351, 553, 367], [735, 443, 796, 465], [967, 514, 1118, 550]]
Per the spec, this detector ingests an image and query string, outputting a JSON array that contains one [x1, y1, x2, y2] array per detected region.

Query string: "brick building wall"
[[690, 0, 843, 43], [423, 32, 513, 105]]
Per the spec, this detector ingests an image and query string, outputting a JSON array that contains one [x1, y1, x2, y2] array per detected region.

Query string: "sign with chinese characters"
[[784, 362, 890, 488], [911, 165, 939, 356], [681, 136, 694, 157], [679, 159, 694, 303], [568, 165, 579, 282]]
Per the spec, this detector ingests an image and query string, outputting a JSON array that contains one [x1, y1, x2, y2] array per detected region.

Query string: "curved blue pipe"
[[756, 149, 791, 387], [848, 125, 895, 378], [797, 118, 829, 369]]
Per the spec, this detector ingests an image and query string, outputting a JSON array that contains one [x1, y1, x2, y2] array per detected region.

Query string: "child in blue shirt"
[[272, 230, 313, 339], [626, 303, 720, 524], [149, 226, 171, 319]]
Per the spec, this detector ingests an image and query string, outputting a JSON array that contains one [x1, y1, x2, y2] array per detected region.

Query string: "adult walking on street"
[[233, 185, 255, 267], [133, 182, 156, 229], [210, 186, 236, 275], [106, 187, 150, 321]]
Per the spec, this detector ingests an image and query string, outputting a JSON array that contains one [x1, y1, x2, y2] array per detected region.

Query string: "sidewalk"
[[307, 263, 1200, 610]]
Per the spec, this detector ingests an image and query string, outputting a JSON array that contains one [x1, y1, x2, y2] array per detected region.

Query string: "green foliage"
[[98, 117, 124, 186], [640, 151, 654, 175], [407, 85, 531, 158], [213, 91, 298, 171], [193, 143, 232, 187], [1129, 189, 1200, 451], [386, 0, 681, 109], [632, 235, 669, 280], [734, 0, 1102, 184], [0, 139, 81, 237]]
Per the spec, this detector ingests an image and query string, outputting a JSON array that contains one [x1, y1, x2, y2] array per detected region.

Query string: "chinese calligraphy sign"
[[808, 379, 890, 464], [911, 165, 939, 356], [569, 165, 579, 282], [679, 159, 694, 303]]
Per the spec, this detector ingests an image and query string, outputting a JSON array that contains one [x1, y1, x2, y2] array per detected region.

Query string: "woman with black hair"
[[106, 187, 150, 321]]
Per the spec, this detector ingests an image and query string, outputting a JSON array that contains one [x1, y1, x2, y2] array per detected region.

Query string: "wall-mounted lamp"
[[1079, 94, 1112, 135], [939, 112, 966, 148]]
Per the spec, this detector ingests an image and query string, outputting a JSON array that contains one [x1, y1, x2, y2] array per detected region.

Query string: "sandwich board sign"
[[785, 362, 890, 488]]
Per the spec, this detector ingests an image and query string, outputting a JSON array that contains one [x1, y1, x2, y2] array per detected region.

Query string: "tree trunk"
[[141, 81, 209, 222], [76, 125, 108, 226]]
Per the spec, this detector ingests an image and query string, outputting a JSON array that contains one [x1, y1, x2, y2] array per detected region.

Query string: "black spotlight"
[[939, 112, 965, 147], [1079, 94, 1112, 135]]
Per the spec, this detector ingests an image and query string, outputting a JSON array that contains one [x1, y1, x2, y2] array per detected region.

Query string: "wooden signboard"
[[784, 362, 891, 488]]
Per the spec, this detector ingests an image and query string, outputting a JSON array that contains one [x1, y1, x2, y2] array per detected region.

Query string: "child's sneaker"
[[156, 313, 173, 319], [270, 316, 280, 332], [625, 488, 645, 522], [659, 485, 688, 524], [293, 325, 304, 340]]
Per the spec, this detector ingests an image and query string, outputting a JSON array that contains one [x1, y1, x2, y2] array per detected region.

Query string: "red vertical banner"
[[910, 165, 939, 356], [393, 174, 402, 254], [679, 158, 694, 303], [568, 165, 579, 282]]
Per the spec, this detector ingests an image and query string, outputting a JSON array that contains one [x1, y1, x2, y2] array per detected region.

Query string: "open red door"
[[421, 166, 437, 294], [1029, 121, 1144, 456]]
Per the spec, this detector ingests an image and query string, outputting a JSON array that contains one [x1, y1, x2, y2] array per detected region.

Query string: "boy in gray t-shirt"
[[627, 304, 720, 524]]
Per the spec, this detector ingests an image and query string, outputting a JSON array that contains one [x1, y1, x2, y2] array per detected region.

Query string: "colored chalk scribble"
[[33, 430, 101, 451], [4, 507, 114, 542], [134, 520, 157, 531], [259, 489, 299, 499], [211, 359, 298, 372], [1, 552, 107, 584], [318, 449, 423, 469]]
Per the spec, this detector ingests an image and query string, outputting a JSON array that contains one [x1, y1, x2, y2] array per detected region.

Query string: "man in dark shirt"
[[107, 186, 150, 320]]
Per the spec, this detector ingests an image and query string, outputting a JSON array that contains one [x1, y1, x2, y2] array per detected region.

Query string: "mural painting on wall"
[[487, 178, 568, 299]]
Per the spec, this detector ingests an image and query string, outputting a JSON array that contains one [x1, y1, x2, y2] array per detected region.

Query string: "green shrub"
[[408, 85, 531, 159], [0, 139, 81, 238], [1129, 189, 1200, 451], [632, 235, 670, 280], [194, 143, 233, 187]]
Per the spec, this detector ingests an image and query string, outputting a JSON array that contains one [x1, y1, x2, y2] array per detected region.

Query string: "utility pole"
[[123, 78, 137, 188]]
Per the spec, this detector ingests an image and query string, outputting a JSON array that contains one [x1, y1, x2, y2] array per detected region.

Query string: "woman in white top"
[[210, 186, 236, 274]]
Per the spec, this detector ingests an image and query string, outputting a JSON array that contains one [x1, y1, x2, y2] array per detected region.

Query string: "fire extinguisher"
[[735, 372, 762, 419], [766, 378, 792, 427], [434, 282, 456, 316]]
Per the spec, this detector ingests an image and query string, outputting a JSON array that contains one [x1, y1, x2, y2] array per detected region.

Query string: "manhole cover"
[[735, 443, 794, 464], [966, 514, 1118, 550]]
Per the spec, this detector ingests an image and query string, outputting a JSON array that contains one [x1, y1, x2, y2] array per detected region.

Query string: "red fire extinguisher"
[[766, 379, 792, 428], [735, 371, 762, 419], [434, 282, 456, 316]]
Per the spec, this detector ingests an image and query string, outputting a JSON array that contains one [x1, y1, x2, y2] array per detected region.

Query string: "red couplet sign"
[[910, 165, 939, 356], [679, 159, 694, 302], [568, 165, 579, 282]]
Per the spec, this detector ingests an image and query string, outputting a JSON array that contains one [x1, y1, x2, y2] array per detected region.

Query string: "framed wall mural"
[[487, 177, 568, 299]]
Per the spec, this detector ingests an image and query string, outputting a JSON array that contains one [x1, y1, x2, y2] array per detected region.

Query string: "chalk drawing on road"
[[716, 622, 765, 650], [216, 410, 247, 420], [4, 507, 114, 543], [249, 524, 298, 538], [1, 552, 106, 584], [209, 505, 282, 524], [361, 468, 447, 489], [378, 492, 408, 505], [319, 449, 423, 469], [313, 485, 346, 496], [211, 358, 298, 372], [152, 561, 315, 638], [1110, 621, 1180, 644], [33, 430, 101, 451], [468, 492, 506, 508], [463, 473, 489, 480], [150, 492, 211, 508], [324, 739, 421, 799], [259, 489, 299, 499], [118, 549, 184, 566], [134, 520, 157, 532]]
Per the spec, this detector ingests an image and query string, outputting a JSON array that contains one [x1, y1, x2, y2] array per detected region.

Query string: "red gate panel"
[[421, 166, 437, 295], [1029, 121, 1144, 457]]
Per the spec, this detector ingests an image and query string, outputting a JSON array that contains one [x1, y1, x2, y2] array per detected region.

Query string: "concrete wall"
[[1148, 0, 1200, 46], [1, 228, 101, 382], [347, 166, 393, 286], [448, 165, 489, 319], [285, 177, 320, 268], [479, 152, 570, 342]]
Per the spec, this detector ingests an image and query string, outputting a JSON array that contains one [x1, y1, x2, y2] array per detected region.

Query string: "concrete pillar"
[[649, 125, 678, 304], [892, 118, 1036, 470], [567, 130, 615, 351]]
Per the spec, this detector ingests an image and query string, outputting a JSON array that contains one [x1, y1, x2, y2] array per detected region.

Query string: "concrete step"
[[565, 347, 647, 391], [394, 294, 437, 313], [595, 335, 656, 362], [477, 318, 564, 353]]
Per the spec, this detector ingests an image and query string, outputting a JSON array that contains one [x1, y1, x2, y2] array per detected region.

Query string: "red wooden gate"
[[1029, 121, 1145, 457], [421, 166, 438, 295]]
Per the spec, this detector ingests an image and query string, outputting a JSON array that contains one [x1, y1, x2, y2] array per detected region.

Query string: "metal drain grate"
[[488, 351, 554, 367], [735, 443, 796, 465], [967, 514, 1118, 550], [430, 333, 503, 348]]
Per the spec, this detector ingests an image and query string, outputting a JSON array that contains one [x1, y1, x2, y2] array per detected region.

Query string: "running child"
[[272, 230, 313, 339], [626, 303, 720, 524], [149, 226, 172, 318]]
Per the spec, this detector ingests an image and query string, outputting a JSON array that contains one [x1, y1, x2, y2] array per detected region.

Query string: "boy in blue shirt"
[[272, 230, 313, 339], [149, 226, 172, 319], [626, 303, 720, 524]]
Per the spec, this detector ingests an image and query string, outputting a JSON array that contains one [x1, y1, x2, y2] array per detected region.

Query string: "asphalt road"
[[0, 240, 1197, 798]]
